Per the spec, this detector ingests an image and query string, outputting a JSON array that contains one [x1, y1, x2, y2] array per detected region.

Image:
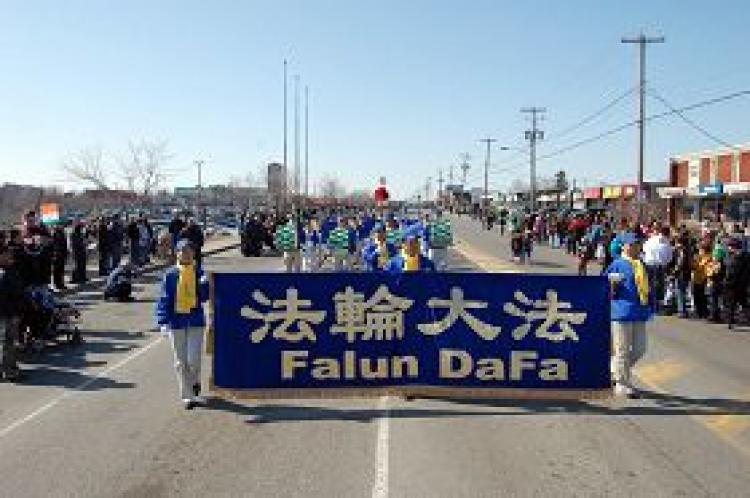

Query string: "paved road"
[[0, 229, 748, 497]]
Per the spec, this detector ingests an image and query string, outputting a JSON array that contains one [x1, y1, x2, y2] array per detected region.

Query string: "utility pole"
[[449, 163, 454, 185], [522, 107, 545, 212], [293, 74, 301, 199], [478, 138, 497, 214], [438, 168, 444, 202], [283, 59, 288, 210], [425, 177, 432, 204], [195, 159, 206, 230], [459, 153, 471, 185], [304, 85, 309, 200], [622, 33, 664, 220]]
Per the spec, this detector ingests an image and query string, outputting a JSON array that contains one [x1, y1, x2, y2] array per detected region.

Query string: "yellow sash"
[[402, 250, 420, 271], [175, 263, 197, 313], [623, 255, 649, 305]]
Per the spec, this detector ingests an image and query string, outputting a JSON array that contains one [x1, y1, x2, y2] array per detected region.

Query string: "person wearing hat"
[[362, 223, 395, 272], [722, 238, 750, 329], [155, 240, 210, 409], [604, 232, 653, 398], [385, 229, 435, 273]]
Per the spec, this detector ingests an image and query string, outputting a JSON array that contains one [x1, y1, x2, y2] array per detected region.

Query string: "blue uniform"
[[604, 258, 653, 322], [155, 266, 210, 329]]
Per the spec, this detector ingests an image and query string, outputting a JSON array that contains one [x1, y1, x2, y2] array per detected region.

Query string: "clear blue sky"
[[1, 0, 748, 199]]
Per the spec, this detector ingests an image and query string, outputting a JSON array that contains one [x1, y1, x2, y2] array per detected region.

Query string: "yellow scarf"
[[175, 263, 197, 314], [402, 250, 420, 271], [623, 255, 649, 305]]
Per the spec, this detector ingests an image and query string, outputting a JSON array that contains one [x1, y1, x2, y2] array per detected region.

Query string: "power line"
[[546, 86, 638, 144], [535, 89, 750, 164], [647, 87, 741, 151]]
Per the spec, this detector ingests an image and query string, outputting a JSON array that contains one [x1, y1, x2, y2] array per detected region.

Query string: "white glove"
[[608, 273, 624, 284], [160, 325, 171, 336]]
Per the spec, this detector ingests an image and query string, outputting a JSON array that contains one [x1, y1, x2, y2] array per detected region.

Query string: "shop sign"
[[602, 186, 622, 199], [583, 187, 601, 199], [699, 183, 723, 195], [723, 183, 750, 195], [658, 187, 686, 198]]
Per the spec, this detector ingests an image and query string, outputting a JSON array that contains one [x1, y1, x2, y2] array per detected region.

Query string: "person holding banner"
[[156, 240, 210, 409], [604, 232, 653, 398]]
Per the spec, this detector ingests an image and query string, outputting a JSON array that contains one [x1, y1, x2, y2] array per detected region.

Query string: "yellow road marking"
[[452, 238, 519, 273], [634, 359, 689, 386], [636, 363, 750, 458], [456, 233, 750, 457]]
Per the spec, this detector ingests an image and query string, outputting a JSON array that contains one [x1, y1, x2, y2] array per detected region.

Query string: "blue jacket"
[[385, 253, 436, 273], [604, 258, 653, 322], [155, 266, 210, 329], [362, 240, 397, 271]]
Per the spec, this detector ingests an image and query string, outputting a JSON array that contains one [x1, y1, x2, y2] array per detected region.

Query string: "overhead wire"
[[647, 87, 745, 150]]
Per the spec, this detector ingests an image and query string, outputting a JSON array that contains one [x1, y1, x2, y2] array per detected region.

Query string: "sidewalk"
[[57, 234, 240, 299]]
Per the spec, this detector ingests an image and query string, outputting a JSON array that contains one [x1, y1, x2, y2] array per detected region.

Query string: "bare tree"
[[118, 140, 172, 195], [61, 146, 110, 190]]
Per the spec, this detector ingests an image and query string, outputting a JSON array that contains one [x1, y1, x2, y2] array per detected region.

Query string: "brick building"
[[660, 143, 750, 226]]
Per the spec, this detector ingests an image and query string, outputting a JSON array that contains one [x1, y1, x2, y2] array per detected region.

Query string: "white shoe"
[[614, 383, 634, 398], [192, 395, 206, 406], [182, 398, 195, 410]]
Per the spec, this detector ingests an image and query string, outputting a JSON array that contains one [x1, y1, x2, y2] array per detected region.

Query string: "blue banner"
[[212, 273, 611, 393]]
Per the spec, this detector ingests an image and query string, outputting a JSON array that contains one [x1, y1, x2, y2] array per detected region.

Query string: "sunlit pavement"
[[0, 231, 748, 497]]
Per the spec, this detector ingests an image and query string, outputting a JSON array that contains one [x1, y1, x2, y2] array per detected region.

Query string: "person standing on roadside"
[[642, 226, 673, 314], [110, 215, 124, 270], [155, 240, 209, 410], [668, 236, 693, 318], [692, 242, 713, 320], [604, 232, 652, 398], [51, 224, 69, 290], [126, 216, 140, 266], [96, 217, 110, 277], [0, 234, 25, 382], [70, 220, 88, 284], [723, 238, 750, 330]]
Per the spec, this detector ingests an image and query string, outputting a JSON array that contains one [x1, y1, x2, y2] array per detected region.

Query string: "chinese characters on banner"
[[213, 273, 611, 392]]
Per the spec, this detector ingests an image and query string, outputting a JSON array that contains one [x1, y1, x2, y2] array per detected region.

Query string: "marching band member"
[[275, 215, 302, 273], [427, 210, 452, 271], [362, 224, 395, 272], [328, 217, 351, 271], [385, 228, 436, 273], [302, 217, 322, 272]]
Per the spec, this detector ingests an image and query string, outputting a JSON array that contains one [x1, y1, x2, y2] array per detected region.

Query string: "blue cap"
[[619, 232, 640, 245]]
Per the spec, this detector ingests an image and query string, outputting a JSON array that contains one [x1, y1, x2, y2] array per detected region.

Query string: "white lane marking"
[[371, 395, 391, 498], [0, 336, 164, 439]]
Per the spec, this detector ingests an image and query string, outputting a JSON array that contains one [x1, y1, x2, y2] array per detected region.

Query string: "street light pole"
[[478, 138, 497, 216], [195, 159, 206, 230]]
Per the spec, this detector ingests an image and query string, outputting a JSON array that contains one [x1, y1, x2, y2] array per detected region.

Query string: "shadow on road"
[[201, 390, 750, 424], [16, 366, 136, 391]]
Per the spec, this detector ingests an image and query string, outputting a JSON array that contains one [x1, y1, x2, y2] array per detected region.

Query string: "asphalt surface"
[[0, 227, 748, 497]]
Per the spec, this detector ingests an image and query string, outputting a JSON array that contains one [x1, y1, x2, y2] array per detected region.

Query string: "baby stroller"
[[21, 287, 82, 354]]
